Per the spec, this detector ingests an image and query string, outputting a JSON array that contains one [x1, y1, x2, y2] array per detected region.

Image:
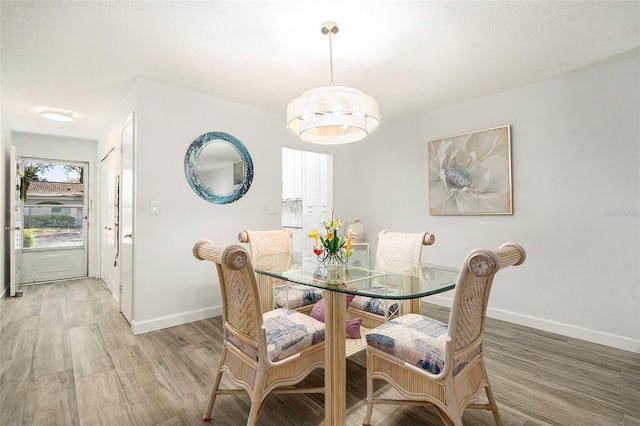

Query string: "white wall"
[[11, 132, 99, 278], [103, 79, 298, 333], [333, 55, 640, 352]]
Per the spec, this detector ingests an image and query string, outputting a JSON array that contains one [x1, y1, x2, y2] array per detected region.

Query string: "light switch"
[[267, 202, 278, 214], [149, 201, 159, 215]]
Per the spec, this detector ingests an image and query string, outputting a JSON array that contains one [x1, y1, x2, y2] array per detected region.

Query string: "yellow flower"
[[326, 233, 334, 240], [307, 229, 318, 238], [333, 219, 343, 230]]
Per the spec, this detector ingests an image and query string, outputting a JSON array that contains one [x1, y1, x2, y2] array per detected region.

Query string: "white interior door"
[[8, 146, 23, 296], [100, 147, 120, 300], [120, 113, 135, 323]]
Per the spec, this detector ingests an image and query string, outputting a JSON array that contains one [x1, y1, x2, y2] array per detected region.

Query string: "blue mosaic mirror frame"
[[184, 132, 254, 204]]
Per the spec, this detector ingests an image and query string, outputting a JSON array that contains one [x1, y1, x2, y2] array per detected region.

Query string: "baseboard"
[[130, 305, 222, 335], [425, 295, 640, 354]]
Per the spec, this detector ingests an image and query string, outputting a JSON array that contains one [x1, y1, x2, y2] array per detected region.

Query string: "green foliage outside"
[[24, 214, 76, 229], [24, 163, 53, 182], [23, 230, 35, 248], [24, 162, 83, 183]]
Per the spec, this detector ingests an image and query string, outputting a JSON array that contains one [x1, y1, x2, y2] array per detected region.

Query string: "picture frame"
[[427, 125, 512, 215]]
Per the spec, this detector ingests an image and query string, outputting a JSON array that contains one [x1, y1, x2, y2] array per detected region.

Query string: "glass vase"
[[325, 253, 346, 285]]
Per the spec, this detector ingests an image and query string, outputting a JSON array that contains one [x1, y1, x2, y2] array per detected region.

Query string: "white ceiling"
[[2, 1, 639, 141]]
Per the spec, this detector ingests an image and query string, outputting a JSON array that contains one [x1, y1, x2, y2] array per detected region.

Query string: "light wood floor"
[[1, 278, 639, 426]]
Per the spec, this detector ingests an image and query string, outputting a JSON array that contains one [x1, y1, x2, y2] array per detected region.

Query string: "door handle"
[[4, 226, 21, 231], [123, 234, 132, 239]]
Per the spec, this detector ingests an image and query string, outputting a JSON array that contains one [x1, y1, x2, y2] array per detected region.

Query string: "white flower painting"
[[428, 125, 512, 215]]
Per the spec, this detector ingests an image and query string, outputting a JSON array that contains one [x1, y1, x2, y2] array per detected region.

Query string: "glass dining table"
[[254, 253, 459, 426]]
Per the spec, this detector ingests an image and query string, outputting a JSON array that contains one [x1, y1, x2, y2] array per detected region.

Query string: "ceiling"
[[2, 1, 639, 142]]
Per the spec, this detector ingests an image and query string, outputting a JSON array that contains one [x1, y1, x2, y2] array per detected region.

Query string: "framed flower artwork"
[[428, 125, 512, 215]]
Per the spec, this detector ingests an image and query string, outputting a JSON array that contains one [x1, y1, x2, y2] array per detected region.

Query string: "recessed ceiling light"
[[38, 109, 76, 122]]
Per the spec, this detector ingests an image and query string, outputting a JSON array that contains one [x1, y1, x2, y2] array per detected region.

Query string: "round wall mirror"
[[184, 132, 254, 204]]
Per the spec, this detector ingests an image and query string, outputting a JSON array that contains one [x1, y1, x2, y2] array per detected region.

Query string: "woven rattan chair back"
[[348, 230, 436, 328], [193, 242, 263, 346], [239, 228, 294, 264], [375, 230, 435, 275], [239, 229, 323, 315], [448, 243, 526, 354], [238, 229, 294, 313]]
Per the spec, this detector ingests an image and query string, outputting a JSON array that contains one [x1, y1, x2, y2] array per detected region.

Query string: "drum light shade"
[[287, 86, 380, 144], [286, 22, 380, 144]]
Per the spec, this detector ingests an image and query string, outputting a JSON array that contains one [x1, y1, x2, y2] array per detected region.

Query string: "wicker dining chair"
[[363, 242, 526, 426], [193, 241, 325, 425], [348, 230, 436, 329], [238, 229, 324, 314]]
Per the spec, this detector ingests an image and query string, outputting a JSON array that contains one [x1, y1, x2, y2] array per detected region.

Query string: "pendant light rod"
[[322, 21, 338, 86]]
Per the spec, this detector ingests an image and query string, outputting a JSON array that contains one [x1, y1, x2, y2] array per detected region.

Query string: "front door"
[[19, 158, 89, 283]]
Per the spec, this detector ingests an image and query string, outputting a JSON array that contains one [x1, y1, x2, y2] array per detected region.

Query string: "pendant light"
[[286, 22, 380, 144]]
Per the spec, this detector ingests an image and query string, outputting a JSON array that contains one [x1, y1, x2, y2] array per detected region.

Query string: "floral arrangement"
[[308, 208, 353, 263]]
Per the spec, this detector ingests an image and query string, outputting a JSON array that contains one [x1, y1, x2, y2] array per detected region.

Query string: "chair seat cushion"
[[366, 313, 448, 374], [273, 282, 324, 309], [349, 293, 400, 318], [263, 308, 325, 362]]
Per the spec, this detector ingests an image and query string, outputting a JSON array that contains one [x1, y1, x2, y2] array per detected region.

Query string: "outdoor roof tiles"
[[27, 181, 84, 197]]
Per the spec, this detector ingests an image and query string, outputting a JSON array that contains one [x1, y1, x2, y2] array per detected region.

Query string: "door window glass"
[[22, 161, 85, 250]]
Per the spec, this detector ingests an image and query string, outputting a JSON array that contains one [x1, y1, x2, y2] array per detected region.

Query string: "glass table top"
[[253, 252, 458, 299]]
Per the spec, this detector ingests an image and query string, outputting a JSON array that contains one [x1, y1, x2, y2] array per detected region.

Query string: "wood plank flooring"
[[1, 278, 639, 425]]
